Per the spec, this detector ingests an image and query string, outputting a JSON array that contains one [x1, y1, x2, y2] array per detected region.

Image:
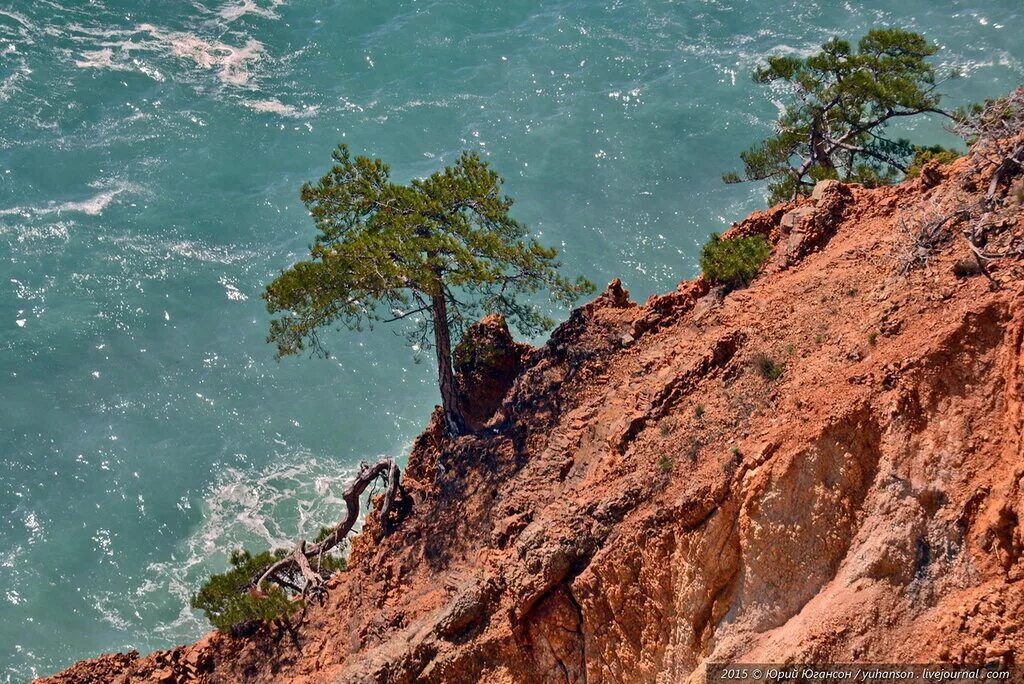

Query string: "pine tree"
[[264, 146, 594, 435], [724, 29, 955, 204]]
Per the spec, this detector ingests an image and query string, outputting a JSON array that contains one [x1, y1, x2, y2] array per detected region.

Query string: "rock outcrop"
[[42, 147, 1024, 683], [453, 314, 531, 432]]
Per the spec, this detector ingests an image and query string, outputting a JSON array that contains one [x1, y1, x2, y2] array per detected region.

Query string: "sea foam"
[[139, 452, 371, 638], [137, 24, 265, 86], [0, 180, 138, 219], [72, 23, 265, 87], [240, 97, 318, 117], [219, 0, 286, 22]]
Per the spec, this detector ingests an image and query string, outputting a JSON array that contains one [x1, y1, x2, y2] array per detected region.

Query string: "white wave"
[[0, 219, 73, 243], [0, 63, 30, 102], [110, 236, 259, 266], [61, 23, 140, 41], [0, 180, 138, 219], [194, 458, 354, 551], [945, 53, 1022, 78], [0, 9, 33, 43], [23, 512, 43, 543], [92, 593, 131, 631], [0, 9, 31, 28], [764, 43, 820, 58], [219, 0, 286, 22], [218, 275, 248, 300], [53, 191, 119, 215], [240, 97, 317, 118]]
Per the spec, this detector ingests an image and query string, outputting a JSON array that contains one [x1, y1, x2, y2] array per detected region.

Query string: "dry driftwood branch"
[[985, 139, 1024, 201], [292, 540, 323, 597], [957, 204, 1024, 288], [254, 458, 402, 595], [962, 237, 1001, 288], [897, 208, 970, 274]]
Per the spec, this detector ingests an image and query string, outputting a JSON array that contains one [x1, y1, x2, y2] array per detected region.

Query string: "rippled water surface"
[[1, 1, 1021, 679]]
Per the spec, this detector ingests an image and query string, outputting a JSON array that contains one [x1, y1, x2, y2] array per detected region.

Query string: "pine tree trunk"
[[431, 292, 467, 436]]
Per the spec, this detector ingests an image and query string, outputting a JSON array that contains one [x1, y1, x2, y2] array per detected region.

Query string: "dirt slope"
[[43, 148, 1024, 683]]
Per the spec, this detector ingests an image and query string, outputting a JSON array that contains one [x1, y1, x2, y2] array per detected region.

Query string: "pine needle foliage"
[[905, 145, 961, 178], [264, 145, 593, 357], [264, 145, 594, 434], [699, 233, 772, 289], [190, 546, 346, 633], [724, 29, 952, 204], [190, 549, 296, 632]]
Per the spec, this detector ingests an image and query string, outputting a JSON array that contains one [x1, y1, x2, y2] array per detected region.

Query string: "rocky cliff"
[[43, 147, 1024, 683]]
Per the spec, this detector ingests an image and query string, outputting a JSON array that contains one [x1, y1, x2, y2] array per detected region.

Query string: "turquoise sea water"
[[0, 1, 1021, 679]]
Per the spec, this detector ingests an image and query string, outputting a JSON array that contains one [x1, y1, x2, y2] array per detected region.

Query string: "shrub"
[[700, 233, 772, 289], [694, 404, 705, 419], [905, 146, 961, 178], [684, 437, 702, 462], [753, 353, 784, 380], [191, 544, 347, 633], [190, 549, 298, 633], [658, 454, 674, 473]]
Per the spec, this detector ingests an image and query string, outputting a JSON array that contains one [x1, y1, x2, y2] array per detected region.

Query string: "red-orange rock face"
[[43, 147, 1024, 683], [454, 313, 531, 433]]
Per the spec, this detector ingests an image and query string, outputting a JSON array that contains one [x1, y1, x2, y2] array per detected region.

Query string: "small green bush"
[[191, 549, 297, 633], [905, 145, 961, 178], [700, 233, 772, 289], [191, 544, 347, 633], [684, 437, 701, 462], [658, 454, 674, 473], [753, 353, 784, 380]]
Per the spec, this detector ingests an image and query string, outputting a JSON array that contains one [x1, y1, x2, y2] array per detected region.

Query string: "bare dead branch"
[[897, 208, 970, 274], [961, 237, 1001, 288], [954, 88, 1024, 204], [254, 458, 402, 595]]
